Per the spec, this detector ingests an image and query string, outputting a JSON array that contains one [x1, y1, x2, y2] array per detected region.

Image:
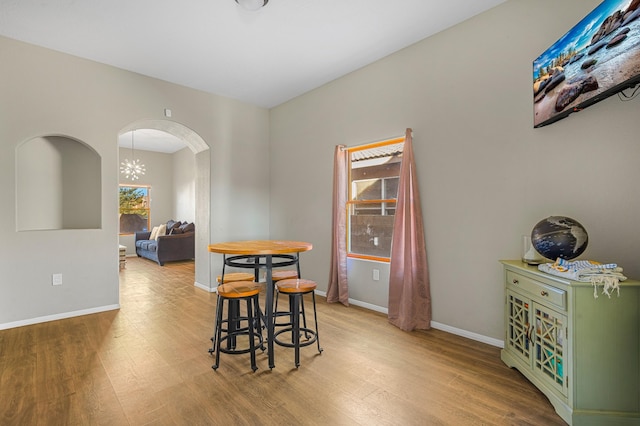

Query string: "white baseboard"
[[0, 304, 120, 331], [430, 321, 504, 348], [314, 290, 503, 348], [194, 281, 214, 292], [314, 290, 389, 314]]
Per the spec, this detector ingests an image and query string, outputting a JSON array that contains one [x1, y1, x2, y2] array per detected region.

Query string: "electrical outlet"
[[52, 274, 63, 286], [373, 269, 380, 281]]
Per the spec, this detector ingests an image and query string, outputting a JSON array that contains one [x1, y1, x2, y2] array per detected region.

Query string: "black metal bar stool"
[[272, 269, 299, 314], [271, 257, 301, 319], [210, 272, 258, 351], [273, 278, 323, 368], [210, 281, 263, 372]]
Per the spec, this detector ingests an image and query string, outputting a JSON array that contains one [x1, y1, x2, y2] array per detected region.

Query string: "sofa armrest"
[[135, 231, 151, 242], [156, 232, 195, 259]]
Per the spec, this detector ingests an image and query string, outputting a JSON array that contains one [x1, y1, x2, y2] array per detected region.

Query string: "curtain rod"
[[340, 130, 410, 151]]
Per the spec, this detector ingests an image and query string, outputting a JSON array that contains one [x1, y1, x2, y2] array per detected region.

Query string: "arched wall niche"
[[16, 135, 102, 231]]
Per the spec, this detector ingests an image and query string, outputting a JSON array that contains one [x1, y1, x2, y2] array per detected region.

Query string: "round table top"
[[208, 240, 312, 255]]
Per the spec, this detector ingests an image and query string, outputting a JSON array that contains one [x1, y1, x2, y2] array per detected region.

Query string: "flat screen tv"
[[533, 0, 640, 128]]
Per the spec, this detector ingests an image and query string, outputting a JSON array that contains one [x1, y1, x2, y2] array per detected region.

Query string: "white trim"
[[0, 304, 120, 331], [194, 281, 214, 292], [315, 290, 503, 348], [430, 322, 504, 348], [316, 290, 389, 313], [348, 297, 388, 314]]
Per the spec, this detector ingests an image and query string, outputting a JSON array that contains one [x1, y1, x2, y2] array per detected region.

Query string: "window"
[[119, 185, 150, 235], [347, 137, 404, 261]]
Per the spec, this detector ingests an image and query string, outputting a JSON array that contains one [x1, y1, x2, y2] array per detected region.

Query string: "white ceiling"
[[1, 0, 506, 152]]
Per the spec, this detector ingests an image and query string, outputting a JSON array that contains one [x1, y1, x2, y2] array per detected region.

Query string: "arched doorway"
[[118, 120, 212, 291]]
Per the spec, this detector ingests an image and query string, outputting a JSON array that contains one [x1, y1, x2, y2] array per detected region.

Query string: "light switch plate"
[[52, 274, 63, 286]]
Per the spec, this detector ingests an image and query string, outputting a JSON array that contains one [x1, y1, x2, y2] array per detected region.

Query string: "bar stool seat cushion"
[[217, 272, 255, 283], [217, 281, 261, 298], [276, 278, 317, 294], [271, 270, 299, 281]]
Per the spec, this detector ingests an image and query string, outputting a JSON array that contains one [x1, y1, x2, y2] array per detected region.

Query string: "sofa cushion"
[[167, 220, 182, 233], [179, 222, 195, 233], [149, 226, 160, 240], [170, 227, 183, 235], [147, 242, 158, 252], [135, 240, 146, 249], [155, 224, 167, 239]]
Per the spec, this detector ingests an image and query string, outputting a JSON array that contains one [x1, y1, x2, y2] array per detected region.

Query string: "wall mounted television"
[[533, 0, 640, 128]]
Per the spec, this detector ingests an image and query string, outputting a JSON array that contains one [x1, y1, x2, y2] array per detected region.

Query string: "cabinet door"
[[532, 302, 567, 397], [506, 289, 532, 365]]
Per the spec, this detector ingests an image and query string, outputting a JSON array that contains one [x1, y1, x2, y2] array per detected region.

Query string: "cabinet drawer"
[[506, 271, 566, 310]]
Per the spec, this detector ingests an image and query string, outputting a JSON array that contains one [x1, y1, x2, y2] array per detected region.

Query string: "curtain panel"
[[327, 145, 349, 305], [388, 128, 431, 331]]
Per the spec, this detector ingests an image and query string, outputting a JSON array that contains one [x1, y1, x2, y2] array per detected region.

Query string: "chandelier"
[[235, 0, 268, 11], [120, 130, 146, 181]]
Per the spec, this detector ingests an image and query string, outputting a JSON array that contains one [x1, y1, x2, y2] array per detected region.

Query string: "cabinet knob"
[[541, 291, 548, 297], [512, 279, 519, 285]]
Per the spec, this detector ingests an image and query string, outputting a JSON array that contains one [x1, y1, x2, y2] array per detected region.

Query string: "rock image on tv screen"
[[533, 0, 640, 127]]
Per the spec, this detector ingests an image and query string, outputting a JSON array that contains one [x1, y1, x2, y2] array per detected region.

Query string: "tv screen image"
[[533, 0, 640, 127]]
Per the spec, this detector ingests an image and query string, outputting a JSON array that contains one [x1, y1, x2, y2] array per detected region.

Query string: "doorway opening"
[[117, 120, 211, 291]]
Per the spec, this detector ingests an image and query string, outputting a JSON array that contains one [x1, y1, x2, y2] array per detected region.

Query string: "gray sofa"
[[135, 220, 195, 266]]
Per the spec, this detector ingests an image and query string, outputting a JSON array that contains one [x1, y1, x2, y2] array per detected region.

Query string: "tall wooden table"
[[208, 240, 312, 369]]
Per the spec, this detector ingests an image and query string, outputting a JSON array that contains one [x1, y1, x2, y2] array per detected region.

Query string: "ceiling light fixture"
[[235, 0, 268, 12], [120, 131, 146, 181]]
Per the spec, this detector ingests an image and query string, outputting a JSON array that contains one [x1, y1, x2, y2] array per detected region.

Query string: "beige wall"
[[173, 147, 197, 224], [4, 0, 639, 343], [269, 0, 640, 341], [0, 35, 269, 327]]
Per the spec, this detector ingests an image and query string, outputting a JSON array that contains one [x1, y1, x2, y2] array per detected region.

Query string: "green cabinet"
[[501, 260, 640, 425]]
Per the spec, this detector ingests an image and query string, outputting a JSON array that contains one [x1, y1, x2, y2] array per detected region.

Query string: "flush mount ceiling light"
[[120, 130, 146, 181], [235, 0, 268, 11]]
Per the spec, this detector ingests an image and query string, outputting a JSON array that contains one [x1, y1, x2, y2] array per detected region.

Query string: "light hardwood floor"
[[0, 257, 565, 425]]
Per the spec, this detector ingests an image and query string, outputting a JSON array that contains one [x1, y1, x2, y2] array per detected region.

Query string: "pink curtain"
[[388, 128, 431, 331], [327, 145, 349, 306]]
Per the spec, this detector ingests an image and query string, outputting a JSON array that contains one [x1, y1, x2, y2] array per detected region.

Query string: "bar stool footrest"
[[218, 333, 264, 355], [273, 327, 320, 349]]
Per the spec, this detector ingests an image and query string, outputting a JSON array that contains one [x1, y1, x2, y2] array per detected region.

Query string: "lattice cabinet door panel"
[[506, 290, 532, 365], [532, 302, 567, 397]]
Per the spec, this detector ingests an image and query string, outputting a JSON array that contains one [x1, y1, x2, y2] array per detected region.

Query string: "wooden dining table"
[[208, 240, 313, 369]]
